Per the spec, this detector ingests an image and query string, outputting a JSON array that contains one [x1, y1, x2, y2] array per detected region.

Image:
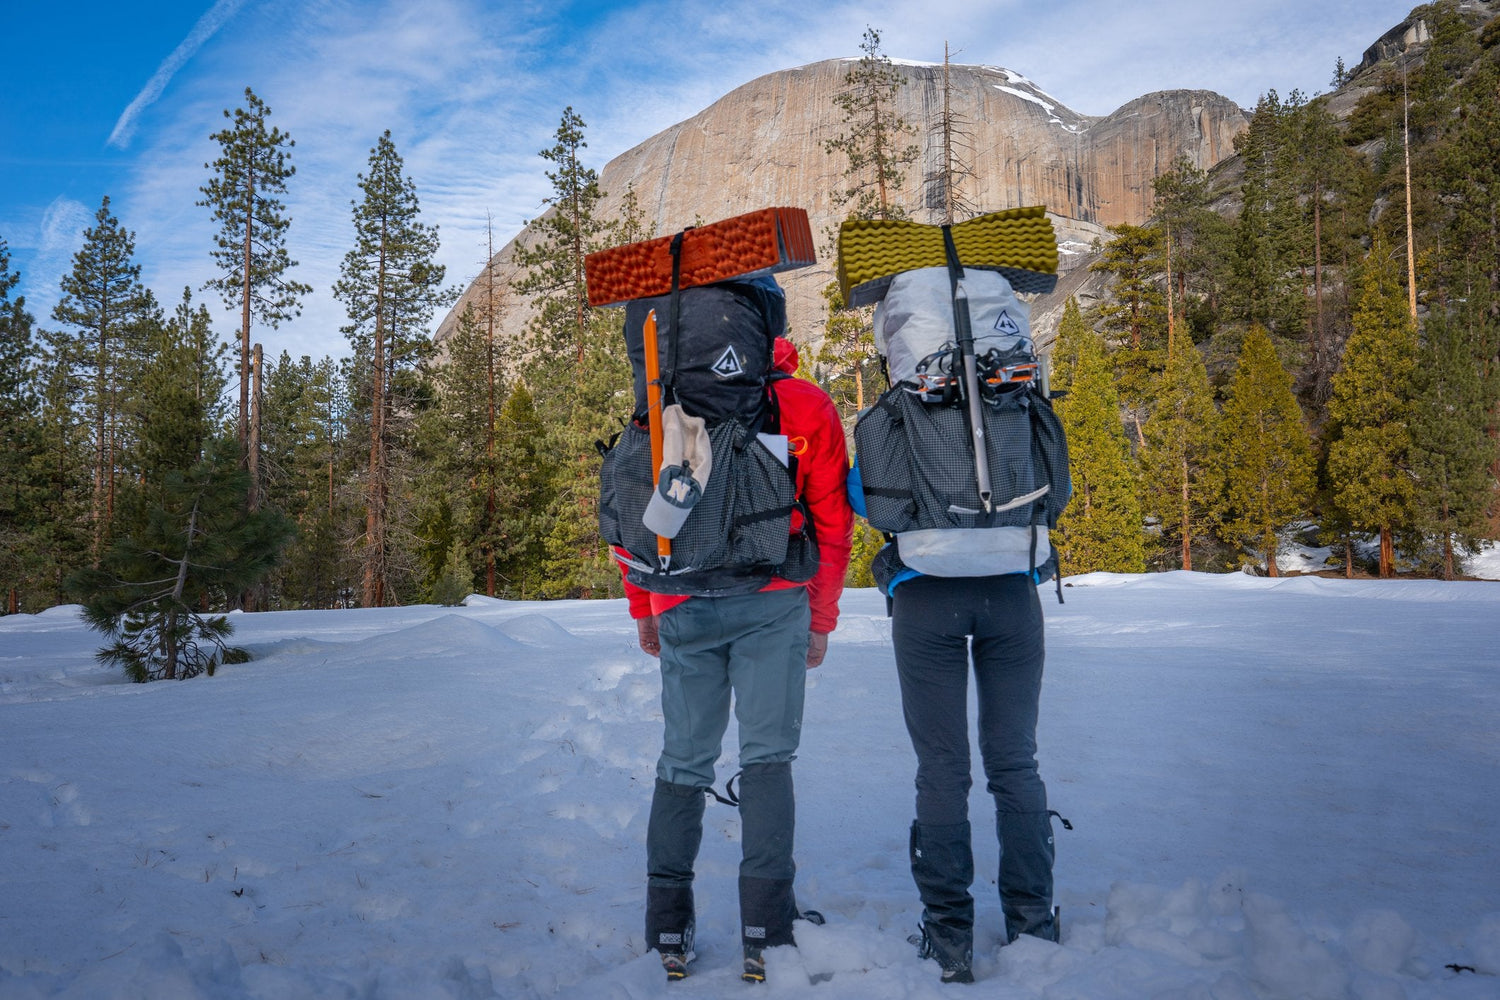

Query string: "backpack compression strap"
[[942, 226, 995, 524], [663, 231, 688, 401]]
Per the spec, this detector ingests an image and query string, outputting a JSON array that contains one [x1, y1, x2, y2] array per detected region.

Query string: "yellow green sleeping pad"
[[836, 206, 1059, 307]]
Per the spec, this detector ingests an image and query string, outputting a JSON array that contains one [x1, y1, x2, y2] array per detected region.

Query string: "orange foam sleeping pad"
[[584, 207, 816, 307]]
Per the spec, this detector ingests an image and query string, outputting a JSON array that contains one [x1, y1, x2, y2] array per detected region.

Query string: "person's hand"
[[806, 631, 829, 669], [636, 615, 662, 657]]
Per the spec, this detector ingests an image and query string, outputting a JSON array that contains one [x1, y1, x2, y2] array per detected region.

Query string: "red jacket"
[[621, 338, 853, 634]]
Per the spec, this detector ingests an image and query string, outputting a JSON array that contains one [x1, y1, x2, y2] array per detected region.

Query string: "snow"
[[993, 84, 1088, 135], [997, 84, 1059, 117], [1467, 541, 1500, 581], [2, 573, 1498, 998]]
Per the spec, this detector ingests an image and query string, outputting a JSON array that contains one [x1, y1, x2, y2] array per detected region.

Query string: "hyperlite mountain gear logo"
[[993, 309, 1021, 336], [711, 345, 746, 379]]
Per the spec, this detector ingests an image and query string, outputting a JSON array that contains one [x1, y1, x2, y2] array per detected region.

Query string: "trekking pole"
[[642, 308, 673, 570]]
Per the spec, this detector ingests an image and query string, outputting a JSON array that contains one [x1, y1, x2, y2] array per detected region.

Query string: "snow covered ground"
[[1, 572, 1498, 999]]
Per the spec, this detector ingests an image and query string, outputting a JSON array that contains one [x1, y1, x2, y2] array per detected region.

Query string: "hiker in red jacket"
[[624, 332, 852, 982]]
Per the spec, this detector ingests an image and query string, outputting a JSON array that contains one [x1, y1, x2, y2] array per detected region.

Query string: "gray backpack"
[[852, 265, 1071, 593]]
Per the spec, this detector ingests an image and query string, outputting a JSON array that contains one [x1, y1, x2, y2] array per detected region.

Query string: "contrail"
[[107, 0, 249, 149]]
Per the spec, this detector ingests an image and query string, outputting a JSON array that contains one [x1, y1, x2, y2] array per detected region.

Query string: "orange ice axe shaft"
[[642, 309, 672, 570]]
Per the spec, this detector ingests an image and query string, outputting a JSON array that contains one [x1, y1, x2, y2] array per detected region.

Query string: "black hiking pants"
[[892, 573, 1056, 944]]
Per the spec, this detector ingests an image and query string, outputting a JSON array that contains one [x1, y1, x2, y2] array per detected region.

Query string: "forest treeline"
[[1, 4, 1497, 641], [1042, 3, 1500, 581]]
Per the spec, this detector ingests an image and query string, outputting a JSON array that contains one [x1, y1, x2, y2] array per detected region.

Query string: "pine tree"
[[49, 197, 153, 564], [34, 323, 92, 607], [512, 108, 612, 373], [1219, 325, 1316, 575], [1430, 35, 1500, 537], [824, 26, 920, 222], [1227, 91, 1311, 336], [1090, 222, 1167, 443], [1051, 299, 1145, 574], [334, 130, 450, 607], [261, 353, 353, 608], [493, 381, 554, 598], [1407, 1, 1478, 140], [1436, 52, 1500, 298], [199, 87, 311, 469], [815, 280, 878, 418], [1289, 99, 1368, 400], [1408, 299, 1493, 578], [416, 304, 495, 601], [1327, 232, 1419, 577], [819, 26, 919, 419], [511, 110, 644, 598], [1140, 336, 1223, 571], [71, 438, 291, 681], [1151, 155, 1219, 348], [0, 238, 49, 613], [129, 289, 230, 491]]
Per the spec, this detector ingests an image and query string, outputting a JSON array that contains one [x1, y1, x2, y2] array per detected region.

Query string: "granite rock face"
[[439, 59, 1248, 354]]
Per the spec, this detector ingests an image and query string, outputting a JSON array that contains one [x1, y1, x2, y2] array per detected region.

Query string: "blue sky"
[[3, 0, 1414, 363]]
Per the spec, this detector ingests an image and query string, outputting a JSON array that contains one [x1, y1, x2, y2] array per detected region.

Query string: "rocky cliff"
[[438, 59, 1249, 354]]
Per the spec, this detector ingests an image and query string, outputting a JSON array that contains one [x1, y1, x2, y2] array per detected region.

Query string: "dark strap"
[[941, 224, 964, 287], [734, 504, 796, 527], [861, 486, 913, 499], [1024, 389, 1066, 604], [665, 231, 686, 397], [706, 771, 741, 806], [942, 225, 994, 527]]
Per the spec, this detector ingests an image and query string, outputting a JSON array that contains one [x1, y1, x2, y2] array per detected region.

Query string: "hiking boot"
[[742, 946, 765, 983], [908, 821, 975, 976], [909, 921, 974, 983], [646, 886, 695, 979], [659, 948, 694, 981]]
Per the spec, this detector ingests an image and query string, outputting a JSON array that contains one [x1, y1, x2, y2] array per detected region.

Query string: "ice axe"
[[641, 308, 673, 570]]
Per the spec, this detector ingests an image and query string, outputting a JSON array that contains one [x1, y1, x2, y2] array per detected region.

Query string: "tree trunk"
[[485, 230, 498, 598], [249, 344, 262, 512], [364, 231, 390, 608], [165, 501, 200, 681], [92, 328, 107, 566], [1179, 454, 1191, 571], [1313, 185, 1326, 395], [1442, 498, 1456, 580], [1165, 231, 1175, 355], [1379, 525, 1395, 578], [240, 167, 256, 467]]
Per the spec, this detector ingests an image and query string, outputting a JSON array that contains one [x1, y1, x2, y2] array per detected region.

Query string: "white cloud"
[[18, 197, 96, 324], [108, 0, 249, 150], [56, 0, 1417, 362]]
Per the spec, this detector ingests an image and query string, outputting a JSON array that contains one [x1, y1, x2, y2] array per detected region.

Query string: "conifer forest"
[[2, 3, 1497, 643]]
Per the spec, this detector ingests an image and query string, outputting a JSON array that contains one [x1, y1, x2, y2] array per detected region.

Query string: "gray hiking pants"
[[654, 587, 811, 788], [646, 587, 812, 950], [892, 573, 1056, 942]]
